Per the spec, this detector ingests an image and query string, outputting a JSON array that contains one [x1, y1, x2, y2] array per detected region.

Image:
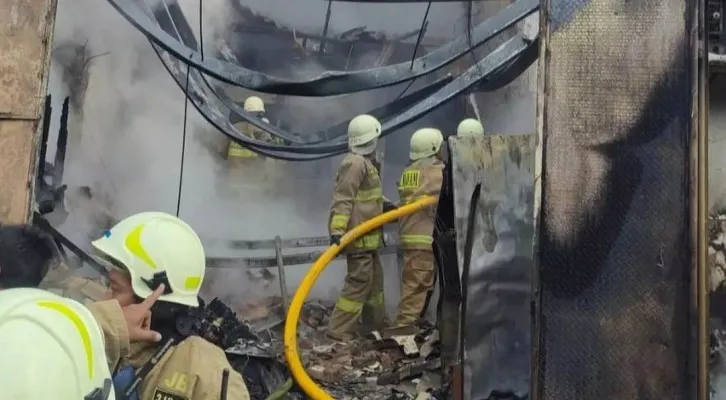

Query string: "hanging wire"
[[176, 64, 190, 217], [410, 0, 432, 69], [176, 0, 204, 216], [394, 0, 432, 102], [198, 0, 204, 61]]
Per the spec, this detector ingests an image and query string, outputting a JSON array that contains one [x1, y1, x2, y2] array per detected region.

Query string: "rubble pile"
[[300, 326, 446, 400], [227, 296, 449, 400]]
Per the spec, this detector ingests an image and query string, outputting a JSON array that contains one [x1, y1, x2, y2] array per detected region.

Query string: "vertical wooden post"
[[0, 0, 57, 224], [275, 235, 289, 315]]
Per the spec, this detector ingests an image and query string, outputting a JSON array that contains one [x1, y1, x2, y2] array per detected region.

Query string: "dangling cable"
[[410, 0, 431, 70], [198, 0, 204, 61], [394, 0, 432, 101], [176, 64, 190, 217], [175, 0, 205, 217]]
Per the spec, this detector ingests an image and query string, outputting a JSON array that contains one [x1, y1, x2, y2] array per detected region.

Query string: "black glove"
[[383, 201, 397, 213], [330, 235, 342, 246]]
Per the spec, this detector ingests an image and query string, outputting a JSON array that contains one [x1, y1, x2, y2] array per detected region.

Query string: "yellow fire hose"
[[283, 195, 438, 400]]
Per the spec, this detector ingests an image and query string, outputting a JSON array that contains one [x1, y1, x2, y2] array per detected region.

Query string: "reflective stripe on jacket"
[[227, 122, 273, 159], [329, 153, 384, 251], [397, 157, 444, 250]]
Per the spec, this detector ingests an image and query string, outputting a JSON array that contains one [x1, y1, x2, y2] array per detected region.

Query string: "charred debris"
[[190, 295, 448, 400]]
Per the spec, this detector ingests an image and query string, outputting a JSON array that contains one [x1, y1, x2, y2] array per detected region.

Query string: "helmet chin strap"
[[350, 138, 378, 156]]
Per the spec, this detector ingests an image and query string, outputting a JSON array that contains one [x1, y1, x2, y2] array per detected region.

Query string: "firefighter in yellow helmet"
[[227, 95, 273, 160], [327, 114, 390, 340], [91, 212, 250, 400], [456, 118, 484, 137], [0, 287, 114, 399], [393, 128, 445, 327]]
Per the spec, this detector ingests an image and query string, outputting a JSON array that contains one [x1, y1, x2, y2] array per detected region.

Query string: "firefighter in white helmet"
[[393, 128, 446, 327], [456, 118, 484, 137], [91, 212, 250, 400], [227, 95, 274, 160], [327, 114, 390, 340], [0, 287, 114, 400]]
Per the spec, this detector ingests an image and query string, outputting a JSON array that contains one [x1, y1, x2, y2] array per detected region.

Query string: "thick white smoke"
[[47, 0, 346, 301], [46, 0, 532, 311]]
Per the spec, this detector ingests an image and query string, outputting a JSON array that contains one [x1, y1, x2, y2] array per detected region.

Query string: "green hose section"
[[264, 378, 293, 400]]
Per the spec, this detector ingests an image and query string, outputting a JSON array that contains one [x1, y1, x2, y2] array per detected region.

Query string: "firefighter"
[[90, 211, 250, 400], [227, 96, 273, 160], [327, 114, 388, 340], [393, 128, 445, 327], [0, 287, 115, 399], [456, 118, 484, 137]]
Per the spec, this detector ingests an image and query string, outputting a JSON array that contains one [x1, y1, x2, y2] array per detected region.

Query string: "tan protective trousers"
[[327, 251, 386, 340], [394, 249, 436, 327]]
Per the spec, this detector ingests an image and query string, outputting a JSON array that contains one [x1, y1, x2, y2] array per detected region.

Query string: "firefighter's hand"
[[330, 235, 342, 246], [383, 201, 398, 213], [122, 284, 164, 343]]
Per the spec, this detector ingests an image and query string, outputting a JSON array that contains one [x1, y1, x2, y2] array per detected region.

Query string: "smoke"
[[46, 0, 529, 312], [47, 0, 343, 300], [237, 0, 468, 39]]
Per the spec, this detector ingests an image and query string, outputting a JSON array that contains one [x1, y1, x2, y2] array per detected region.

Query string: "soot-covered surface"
[[449, 135, 535, 400], [535, 0, 696, 399]]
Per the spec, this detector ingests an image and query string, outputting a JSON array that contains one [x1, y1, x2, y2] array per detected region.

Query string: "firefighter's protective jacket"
[[125, 337, 250, 400], [86, 300, 130, 372], [228, 121, 272, 159], [397, 157, 444, 250], [329, 153, 384, 252], [39, 262, 107, 302]]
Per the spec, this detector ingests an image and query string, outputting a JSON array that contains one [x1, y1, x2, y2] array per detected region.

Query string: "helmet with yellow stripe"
[[91, 212, 205, 307], [0, 288, 114, 400]]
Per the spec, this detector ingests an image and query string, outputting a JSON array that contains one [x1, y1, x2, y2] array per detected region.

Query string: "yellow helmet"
[[348, 114, 382, 155], [456, 118, 484, 137], [91, 212, 205, 307], [243, 96, 265, 113], [410, 128, 444, 160], [0, 288, 114, 399]]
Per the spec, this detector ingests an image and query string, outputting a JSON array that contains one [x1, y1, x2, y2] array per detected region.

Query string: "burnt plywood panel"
[[0, 0, 57, 223], [449, 134, 535, 399], [534, 1, 698, 399]]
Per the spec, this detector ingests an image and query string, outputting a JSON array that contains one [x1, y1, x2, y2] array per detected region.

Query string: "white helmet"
[[91, 212, 205, 307], [0, 288, 114, 400], [456, 118, 484, 137], [348, 114, 382, 155], [243, 96, 265, 113], [410, 128, 444, 161]]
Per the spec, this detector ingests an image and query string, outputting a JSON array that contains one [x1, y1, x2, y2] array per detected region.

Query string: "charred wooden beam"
[[0, 0, 57, 223]]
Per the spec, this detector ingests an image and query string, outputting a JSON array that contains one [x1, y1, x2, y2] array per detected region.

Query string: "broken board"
[[0, 0, 57, 223], [448, 134, 535, 400], [533, 0, 702, 399]]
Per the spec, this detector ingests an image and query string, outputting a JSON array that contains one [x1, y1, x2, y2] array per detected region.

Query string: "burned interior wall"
[[708, 75, 726, 398], [449, 134, 534, 400], [710, 75, 726, 212], [534, 1, 697, 399]]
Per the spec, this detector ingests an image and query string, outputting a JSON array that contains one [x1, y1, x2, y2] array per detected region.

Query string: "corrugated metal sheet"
[[449, 134, 535, 399]]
